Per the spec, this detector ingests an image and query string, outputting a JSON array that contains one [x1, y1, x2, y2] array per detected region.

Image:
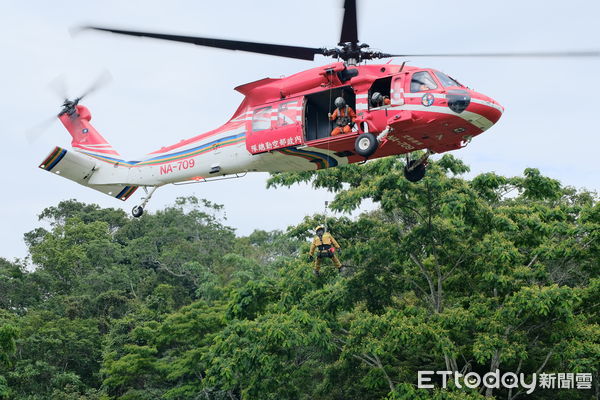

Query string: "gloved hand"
[[328, 113, 332, 118], [308, 255, 314, 262]]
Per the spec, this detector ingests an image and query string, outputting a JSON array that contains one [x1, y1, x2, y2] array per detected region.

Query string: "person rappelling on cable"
[[328, 97, 356, 136], [308, 225, 342, 275]]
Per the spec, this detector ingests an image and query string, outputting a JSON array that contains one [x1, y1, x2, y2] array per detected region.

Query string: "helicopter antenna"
[[324, 200, 329, 233], [327, 72, 334, 158]]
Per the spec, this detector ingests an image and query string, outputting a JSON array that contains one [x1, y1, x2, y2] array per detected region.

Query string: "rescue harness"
[[336, 105, 352, 127], [316, 239, 335, 259]]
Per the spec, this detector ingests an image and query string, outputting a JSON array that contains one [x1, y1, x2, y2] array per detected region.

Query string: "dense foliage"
[[0, 155, 598, 399]]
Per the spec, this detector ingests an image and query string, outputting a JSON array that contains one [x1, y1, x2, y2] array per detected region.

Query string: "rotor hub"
[[59, 98, 80, 117]]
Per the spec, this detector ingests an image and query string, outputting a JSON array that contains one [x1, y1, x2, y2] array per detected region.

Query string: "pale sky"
[[1, 0, 599, 261]]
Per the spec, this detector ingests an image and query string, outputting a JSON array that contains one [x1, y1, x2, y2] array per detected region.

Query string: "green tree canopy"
[[0, 158, 597, 399]]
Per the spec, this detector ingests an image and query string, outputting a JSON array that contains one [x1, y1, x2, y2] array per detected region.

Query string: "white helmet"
[[371, 92, 383, 106], [334, 97, 346, 109]]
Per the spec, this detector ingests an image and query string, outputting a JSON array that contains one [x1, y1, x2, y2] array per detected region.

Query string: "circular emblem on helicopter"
[[82, 128, 89, 134], [421, 93, 435, 107], [453, 127, 466, 134]]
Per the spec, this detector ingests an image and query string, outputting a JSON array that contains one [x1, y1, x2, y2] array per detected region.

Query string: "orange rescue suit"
[[330, 106, 356, 136]]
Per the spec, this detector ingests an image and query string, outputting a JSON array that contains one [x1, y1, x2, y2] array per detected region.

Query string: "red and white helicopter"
[[38, 0, 598, 217]]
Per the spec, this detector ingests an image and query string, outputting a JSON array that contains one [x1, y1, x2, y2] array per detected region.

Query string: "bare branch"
[[129, 280, 138, 299], [509, 351, 553, 400], [442, 253, 466, 281], [526, 254, 539, 268], [406, 277, 430, 300], [351, 353, 376, 368], [373, 353, 396, 392], [409, 253, 437, 309], [153, 259, 187, 278], [535, 351, 553, 375]]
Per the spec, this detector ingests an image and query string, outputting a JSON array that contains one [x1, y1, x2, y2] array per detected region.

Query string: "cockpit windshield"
[[434, 71, 462, 88], [410, 71, 438, 92]]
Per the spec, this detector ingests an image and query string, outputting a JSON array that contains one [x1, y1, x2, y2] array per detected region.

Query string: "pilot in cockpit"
[[410, 71, 438, 92]]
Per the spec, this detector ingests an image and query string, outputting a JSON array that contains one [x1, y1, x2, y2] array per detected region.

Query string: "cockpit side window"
[[368, 76, 392, 108], [410, 71, 438, 93], [434, 71, 462, 88]]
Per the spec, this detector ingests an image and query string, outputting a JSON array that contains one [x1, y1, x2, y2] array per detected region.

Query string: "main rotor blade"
[[25, 115, 58, 144], [48, 74, 68, 101], [339, 0, 358, 45], [84, 26, 325, 61], [387, 50, 600, 58]]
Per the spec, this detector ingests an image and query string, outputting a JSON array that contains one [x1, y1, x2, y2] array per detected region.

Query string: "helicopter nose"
[[470, 93, 504, 128]]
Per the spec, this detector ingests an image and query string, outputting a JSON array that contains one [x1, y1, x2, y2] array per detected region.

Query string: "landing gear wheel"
[[354, 133, 378, 158], [404, 160, 426, 182], [132, 205, 144, 218]]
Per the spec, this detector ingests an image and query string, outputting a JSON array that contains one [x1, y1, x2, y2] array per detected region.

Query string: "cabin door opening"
[[304, 86, 355, 142]]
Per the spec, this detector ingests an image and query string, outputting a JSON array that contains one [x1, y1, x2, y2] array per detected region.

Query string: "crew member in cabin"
[[371, 92, 391, 107], [328, 97, 356, 136], [308, 225, 342, 275]]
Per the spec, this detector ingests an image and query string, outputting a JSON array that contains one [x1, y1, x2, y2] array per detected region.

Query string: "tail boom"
[[39, 146, 138, 201]]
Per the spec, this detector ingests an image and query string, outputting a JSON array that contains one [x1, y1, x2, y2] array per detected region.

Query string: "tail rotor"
[[26, 71, 112, 143]]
